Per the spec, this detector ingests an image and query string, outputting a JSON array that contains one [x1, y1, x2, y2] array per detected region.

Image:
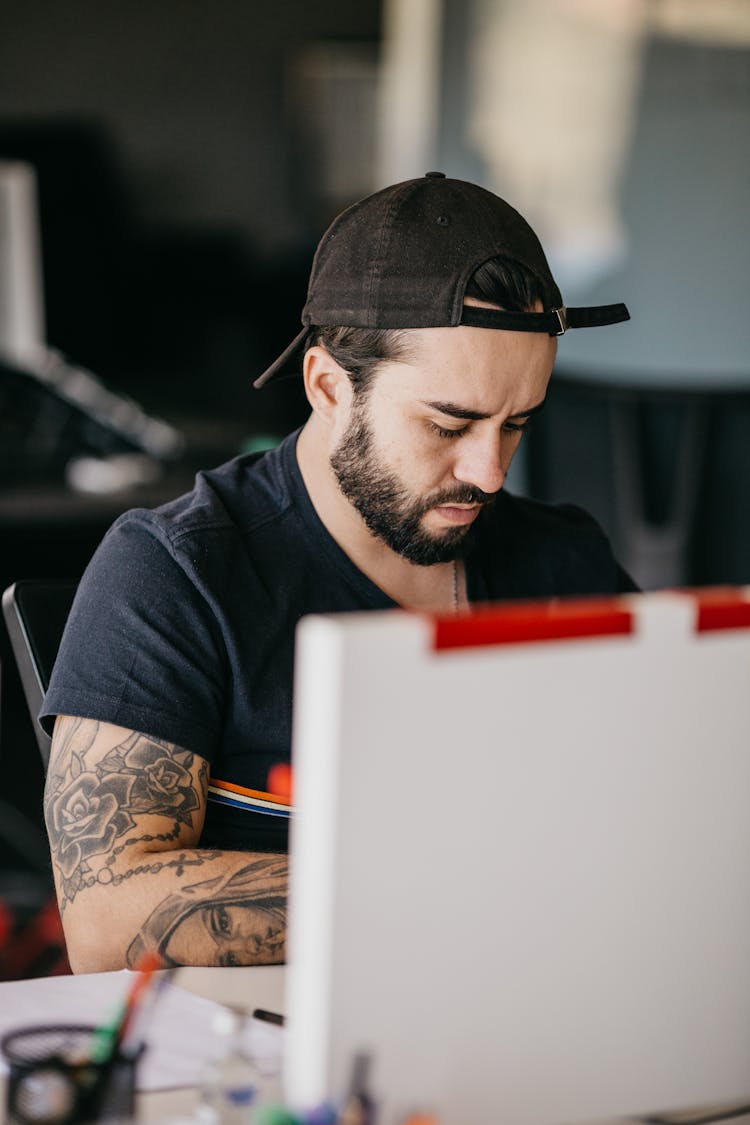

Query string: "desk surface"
[[170, 963, 284, 1010], [0, 965, 284, 1124], [139, 965, 285, 1122], [1, 967, 748, 1125]]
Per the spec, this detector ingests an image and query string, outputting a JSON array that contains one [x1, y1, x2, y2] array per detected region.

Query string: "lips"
[[432, 504, 482, 526]]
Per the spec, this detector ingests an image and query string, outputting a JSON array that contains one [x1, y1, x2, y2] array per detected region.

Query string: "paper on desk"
[[0, 970, 284, 1092]]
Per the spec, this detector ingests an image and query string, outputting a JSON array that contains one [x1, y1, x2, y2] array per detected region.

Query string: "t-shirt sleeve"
[[482, 493, 640, 600], [41, 511, 227, 762], [554, 502, 640, 595], [614, 560, 639, 594]]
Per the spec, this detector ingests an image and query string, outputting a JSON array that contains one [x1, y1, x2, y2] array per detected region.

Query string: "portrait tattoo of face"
[[330, 399, 493, 566], [126, 857, 288, 968]]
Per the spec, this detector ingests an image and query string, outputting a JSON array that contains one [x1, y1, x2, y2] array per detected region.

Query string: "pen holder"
[[1, 1024, 144, 1124]]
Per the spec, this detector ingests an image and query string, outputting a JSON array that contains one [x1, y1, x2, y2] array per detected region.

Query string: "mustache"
[[427, 485, 497, 507]]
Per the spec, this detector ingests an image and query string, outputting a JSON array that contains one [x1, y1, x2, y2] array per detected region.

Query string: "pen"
[[120, 965, 177, 1054], [252, 1008, 285, 1027], [337, 1053, 375, 1125], [90, 950, 162, 1063]]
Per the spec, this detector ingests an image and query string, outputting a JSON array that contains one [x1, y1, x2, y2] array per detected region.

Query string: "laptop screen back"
[[284, 589, 750, 1125]]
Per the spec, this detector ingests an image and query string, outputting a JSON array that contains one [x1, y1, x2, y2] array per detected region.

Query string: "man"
[[42, 172, 634, 971]]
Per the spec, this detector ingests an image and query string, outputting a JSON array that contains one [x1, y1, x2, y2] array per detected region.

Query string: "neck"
[[296, 418, 461, 612]]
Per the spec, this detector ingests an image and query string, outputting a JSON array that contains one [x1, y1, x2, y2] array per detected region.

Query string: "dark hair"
[[311, 254, 546, 395], [308, 326, 411, 396], [464, 255, 548, 309]]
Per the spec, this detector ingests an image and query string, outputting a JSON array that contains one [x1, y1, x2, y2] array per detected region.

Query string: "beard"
[[330, 404, 495, 566]]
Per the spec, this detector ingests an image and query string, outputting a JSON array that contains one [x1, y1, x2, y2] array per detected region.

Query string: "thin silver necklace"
[[452, 559, 459, 613]]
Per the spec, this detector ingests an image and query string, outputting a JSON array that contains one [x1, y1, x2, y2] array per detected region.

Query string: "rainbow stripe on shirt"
[[207, 777, 293, 819]]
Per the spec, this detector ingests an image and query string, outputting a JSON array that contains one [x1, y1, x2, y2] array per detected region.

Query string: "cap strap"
[[460, 303, 629, 336], [253, 326, 310, 389], [565, 304, 631, 330], [254, 303, 631, 389]]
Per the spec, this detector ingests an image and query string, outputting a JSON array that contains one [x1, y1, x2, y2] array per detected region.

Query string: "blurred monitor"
[[0, 160, 45, 364]]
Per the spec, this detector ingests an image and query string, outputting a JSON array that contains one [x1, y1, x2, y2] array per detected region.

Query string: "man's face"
[[330, 313, 556, 565]]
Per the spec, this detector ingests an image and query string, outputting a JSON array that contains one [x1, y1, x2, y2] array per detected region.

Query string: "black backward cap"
[[254, 173, 629, 388]]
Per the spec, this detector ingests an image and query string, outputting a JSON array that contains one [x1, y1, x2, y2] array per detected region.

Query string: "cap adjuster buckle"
[[553, 306, 568, 335]]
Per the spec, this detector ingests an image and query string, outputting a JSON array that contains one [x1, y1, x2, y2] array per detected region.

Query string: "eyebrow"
[[420, 398, 547, 422]]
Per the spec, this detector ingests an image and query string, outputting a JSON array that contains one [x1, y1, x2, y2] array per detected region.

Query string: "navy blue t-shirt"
[[42, 429, 635, 853]]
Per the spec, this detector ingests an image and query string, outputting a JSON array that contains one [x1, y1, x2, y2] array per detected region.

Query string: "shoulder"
[[476, 491, 637, 597], [98, 436, 297, 564], [494, 490, 607, 539], [142, 436, 296, 542]]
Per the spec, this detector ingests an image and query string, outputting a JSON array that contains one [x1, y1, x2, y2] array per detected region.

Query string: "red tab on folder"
[[694, 588, 750, 633], [431, 597, 634, 651]]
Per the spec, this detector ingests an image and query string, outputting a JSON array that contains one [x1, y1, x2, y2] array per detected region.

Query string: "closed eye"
[[502, 417, 534, 434], [430, 422, 469, 440]]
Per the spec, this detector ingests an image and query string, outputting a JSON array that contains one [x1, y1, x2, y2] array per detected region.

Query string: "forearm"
[[44, 716, 287, 973], [57, 846, 287, 973]]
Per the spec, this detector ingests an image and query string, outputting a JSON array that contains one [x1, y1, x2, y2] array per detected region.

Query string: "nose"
[[452, 434, 508, 495]]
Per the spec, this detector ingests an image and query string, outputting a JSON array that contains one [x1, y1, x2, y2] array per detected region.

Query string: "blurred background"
[[0, 0, 748, 975]]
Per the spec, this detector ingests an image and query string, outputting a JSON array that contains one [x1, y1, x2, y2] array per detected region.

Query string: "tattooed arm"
[[44, 715, 287, 972]]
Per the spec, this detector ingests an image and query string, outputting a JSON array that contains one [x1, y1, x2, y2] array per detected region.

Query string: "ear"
[[303, 345, 352, 424]]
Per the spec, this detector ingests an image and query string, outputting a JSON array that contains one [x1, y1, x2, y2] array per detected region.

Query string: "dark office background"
[[0, 0, 383, 975], [0, 1, 748, 975]]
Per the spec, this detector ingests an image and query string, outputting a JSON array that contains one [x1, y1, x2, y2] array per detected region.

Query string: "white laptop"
[[284, 588, 750, 1125]]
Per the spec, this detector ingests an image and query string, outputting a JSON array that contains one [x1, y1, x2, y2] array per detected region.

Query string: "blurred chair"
[[2, 579, 77, 772], [0, 795, 70, 979], [1, 579, 75, 978]]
